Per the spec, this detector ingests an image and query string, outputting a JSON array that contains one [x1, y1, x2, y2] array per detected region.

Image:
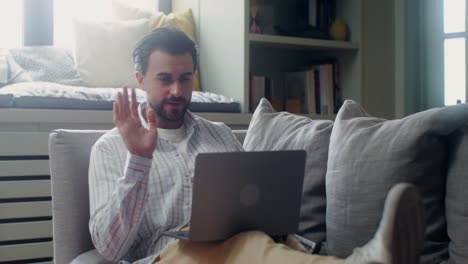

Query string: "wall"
[[361, 0, 396, 119]]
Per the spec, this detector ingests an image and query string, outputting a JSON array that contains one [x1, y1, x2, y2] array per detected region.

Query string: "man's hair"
[[133, 27, 199, 75]]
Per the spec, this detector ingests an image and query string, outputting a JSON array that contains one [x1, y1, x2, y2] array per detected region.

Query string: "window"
[[443, 0, 467, 105], [53, 0, 155, 48], [0, 1, 24, 48]]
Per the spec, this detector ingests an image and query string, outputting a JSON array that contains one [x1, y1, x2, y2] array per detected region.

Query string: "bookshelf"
[[174, 0, 364, 123], [247, 0, 362, 118]]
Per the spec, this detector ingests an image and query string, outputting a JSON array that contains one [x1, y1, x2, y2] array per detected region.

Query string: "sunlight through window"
[[0, 1, 23, 48], [444, 0, 467, 105], [444, 0, 465, 33], [444, 38, 466, 105], [53, 0, 112, 48]]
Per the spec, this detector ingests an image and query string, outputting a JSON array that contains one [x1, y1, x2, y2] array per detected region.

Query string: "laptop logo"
[[240, 184, 260, 207]]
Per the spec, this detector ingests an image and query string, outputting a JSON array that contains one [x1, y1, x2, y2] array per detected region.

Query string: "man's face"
[[137, 50, 194, 129]]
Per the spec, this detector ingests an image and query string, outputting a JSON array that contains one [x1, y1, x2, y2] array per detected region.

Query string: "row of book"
[[249, 75, 272, 112], [249, 61, 342, 114]]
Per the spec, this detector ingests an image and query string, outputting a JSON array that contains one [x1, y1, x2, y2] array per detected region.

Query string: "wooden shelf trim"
[[249, 33, 359, 50]]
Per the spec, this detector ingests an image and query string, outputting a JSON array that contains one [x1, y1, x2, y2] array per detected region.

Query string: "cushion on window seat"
[[0, 94, 13, 108], [9, 46, 84, 86], [0, 82, 240, 112]]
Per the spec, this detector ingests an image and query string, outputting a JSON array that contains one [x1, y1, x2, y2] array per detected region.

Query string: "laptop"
[[162, 150, 306, 241]]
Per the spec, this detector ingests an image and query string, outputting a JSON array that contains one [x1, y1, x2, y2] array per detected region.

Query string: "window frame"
[[442, 0, 468, 105]]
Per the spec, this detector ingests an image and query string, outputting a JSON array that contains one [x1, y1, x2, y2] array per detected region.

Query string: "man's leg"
[[155, 183, 425, 264], [155, 231, 343, 264], [345, 183, 426, 264]]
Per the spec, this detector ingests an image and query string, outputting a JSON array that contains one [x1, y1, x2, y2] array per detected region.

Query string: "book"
[[308, 0, 318, 27], [332, 61, 343, 113], [281, 59, 341, 115], [285, 71, 307, 113], [327, 63, 335, 114], [305, 68, 317, 114], [319, 64, 329, 114], [249, 74, 266, 112]]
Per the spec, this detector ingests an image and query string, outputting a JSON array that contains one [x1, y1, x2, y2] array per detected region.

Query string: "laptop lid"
[[188, 150, 306, 241]]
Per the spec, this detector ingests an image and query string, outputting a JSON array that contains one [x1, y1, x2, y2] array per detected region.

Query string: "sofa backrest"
[[48, 129, 246, 263], [232, 129, 247, 145], [49, 130, 106, 264]]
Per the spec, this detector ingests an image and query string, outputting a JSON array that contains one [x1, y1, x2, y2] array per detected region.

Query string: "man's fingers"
[[122, 87, 130, 117], [147, 108, 158, 132], [130, 88, 138, 118], [117, 92, 125, 119], [113, 102, 120, 126]]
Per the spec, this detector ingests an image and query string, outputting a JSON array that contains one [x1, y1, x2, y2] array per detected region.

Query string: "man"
[[89, 27, 425, 264]]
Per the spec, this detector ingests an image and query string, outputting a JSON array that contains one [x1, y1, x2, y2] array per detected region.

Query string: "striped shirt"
[[88, 104, 244, 263]]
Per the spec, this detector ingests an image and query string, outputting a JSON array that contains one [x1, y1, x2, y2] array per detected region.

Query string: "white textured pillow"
[[73, 19, 150, 88]]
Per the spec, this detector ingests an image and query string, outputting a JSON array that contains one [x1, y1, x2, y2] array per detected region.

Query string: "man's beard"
[[148, 97, 190, 122]]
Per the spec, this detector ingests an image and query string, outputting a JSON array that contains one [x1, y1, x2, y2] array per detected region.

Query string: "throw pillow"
[[243, 98, 333, 245], [326, 100, 468, 263], [73, 18, 150, 88], [9, 47, 82, 86], [446, 124, 468, 264], [0, 49, 32, 87], [111, 0, 200, 91]]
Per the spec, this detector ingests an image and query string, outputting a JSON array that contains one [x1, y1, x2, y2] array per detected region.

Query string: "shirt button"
[[175, 153, 179, 157]]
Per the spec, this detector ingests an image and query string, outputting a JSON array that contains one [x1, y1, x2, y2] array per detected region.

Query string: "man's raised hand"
[[113, 87, 158, 158]]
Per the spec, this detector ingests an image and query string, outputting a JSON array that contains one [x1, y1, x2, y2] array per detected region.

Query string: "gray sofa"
[[49, 99, 468, 264], [48, 129, 247, 264]]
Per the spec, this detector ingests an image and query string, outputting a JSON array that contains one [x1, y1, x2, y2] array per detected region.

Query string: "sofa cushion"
[[73, 18, 150, 88], [49, 130, 107, 264], [0, 82, 240, 112], [111, 0, 201, 91], [325, 100, 468, 263], [70, 249, 112, 264], [243, 98, 333, 244], [446, 125, 468, 264]]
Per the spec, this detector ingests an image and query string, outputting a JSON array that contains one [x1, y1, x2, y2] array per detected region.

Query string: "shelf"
[[249, 33, 359, 51]]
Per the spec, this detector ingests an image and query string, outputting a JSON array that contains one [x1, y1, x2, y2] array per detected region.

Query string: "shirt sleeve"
[[88, 140, 152, 262]]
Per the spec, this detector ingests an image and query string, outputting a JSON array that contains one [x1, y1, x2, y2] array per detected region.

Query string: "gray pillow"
[[10, 46, 83, 86], [446, 125, 468, 264], [243, 98, 333, 244], [326, 100, 468, 263]]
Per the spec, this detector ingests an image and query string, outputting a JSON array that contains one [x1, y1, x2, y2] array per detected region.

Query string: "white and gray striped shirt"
[[88, 105, 244, 263]]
